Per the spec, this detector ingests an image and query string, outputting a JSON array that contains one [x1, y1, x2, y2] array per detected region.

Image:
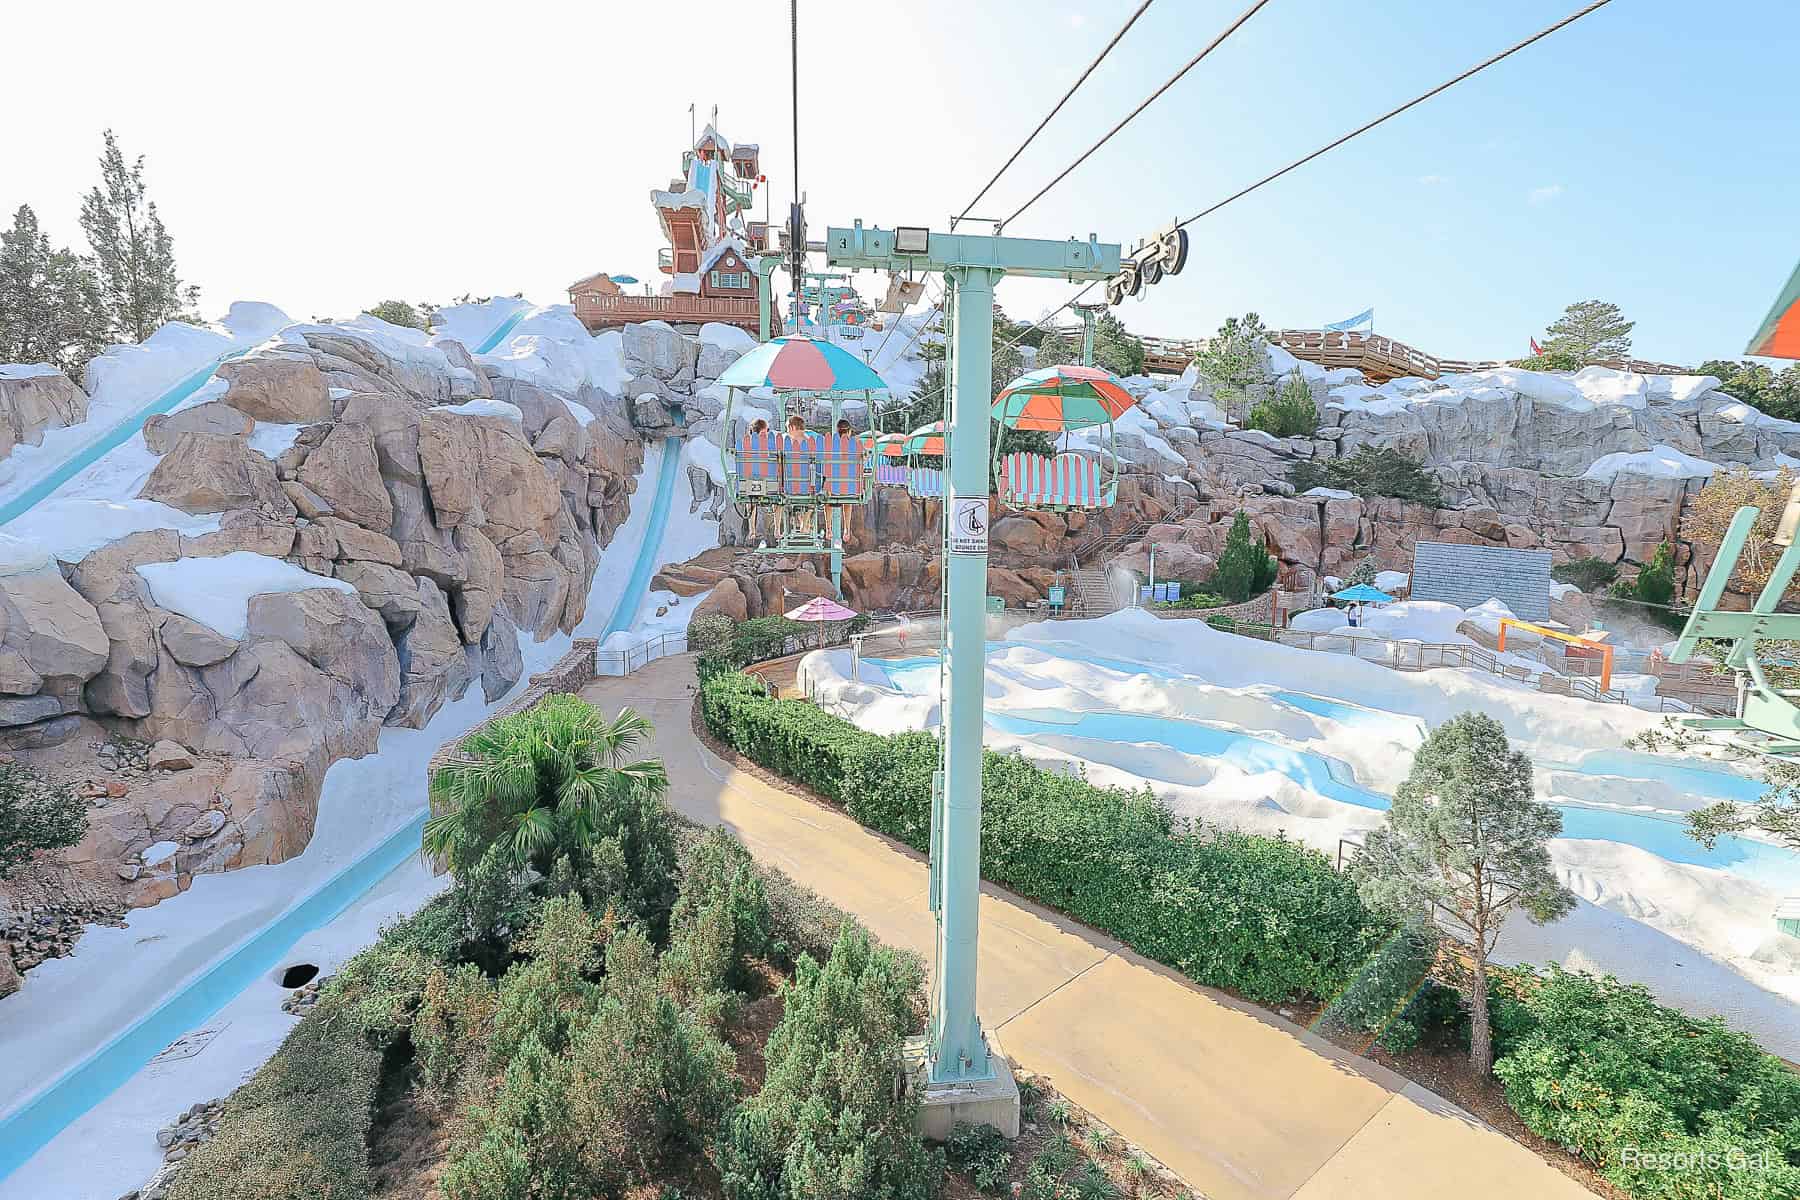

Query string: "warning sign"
[[948, 497, 988, 555]]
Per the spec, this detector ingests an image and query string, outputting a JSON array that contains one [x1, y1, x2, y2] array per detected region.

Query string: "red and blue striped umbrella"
[[716, 335, 890, 393]]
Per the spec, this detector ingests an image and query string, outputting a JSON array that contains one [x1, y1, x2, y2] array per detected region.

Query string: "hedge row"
[[700, 671, 1390, 1005]]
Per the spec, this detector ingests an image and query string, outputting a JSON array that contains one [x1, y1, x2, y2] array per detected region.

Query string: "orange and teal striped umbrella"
[[873, 432, 907, 458], [903, 421, 946, 456], [1747, 260, 1800, 359], [992, 364, 1137, 432]]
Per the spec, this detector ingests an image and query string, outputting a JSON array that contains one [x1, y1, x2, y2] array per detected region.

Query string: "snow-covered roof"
[[651, 187, 707, 212], [698, 236, 750, 276], [566, 271, 618, 291], [694, 123, 729, 154]]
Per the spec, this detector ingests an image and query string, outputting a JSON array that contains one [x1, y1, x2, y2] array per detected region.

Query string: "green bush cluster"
[[1551, 556, 1620, 592], [718, 926, 941, 1200], [1211, 511, 1278, 604], [1245, 370, 1320, 438], [704, 676, 1391, 1005], [1494, 967, 1800, 1199], [1611, 540, 1676, 608], [1289, 446, 1445, 507]]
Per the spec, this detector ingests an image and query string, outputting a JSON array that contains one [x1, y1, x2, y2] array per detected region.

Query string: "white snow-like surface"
[[216, 302, 292, 343], [1374, 570, 1410, 593], [430, 398, 524, 425], [4, 500, 219, 563], [1303, 487, 1354, 500], [1582, 443, 1720, 482], [246, 422, 304, 459], [1, 444, 714, 1200], [0, 534, 54, 576], [430, 296, 531, 350], [477, 305, 632, 395], [134, 553, 355, 640], [808, 608, 1800, 1056], [699, 322, 757, 352], [683, 433, 728, 488], [559, 396, 596, 427], [0, 364, 62, 380]]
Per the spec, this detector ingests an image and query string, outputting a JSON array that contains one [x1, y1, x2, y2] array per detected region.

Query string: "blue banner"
[[1323, 307, 1374, 333]]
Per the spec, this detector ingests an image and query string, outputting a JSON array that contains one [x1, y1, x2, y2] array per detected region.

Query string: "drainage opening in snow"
[[277, 963, 319, 989]]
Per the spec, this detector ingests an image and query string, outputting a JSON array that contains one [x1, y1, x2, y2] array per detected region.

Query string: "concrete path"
[[583, 656, 1594, 1200]]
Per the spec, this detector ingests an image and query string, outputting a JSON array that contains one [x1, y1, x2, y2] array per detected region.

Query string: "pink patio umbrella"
[[785, 594, 860, 647]]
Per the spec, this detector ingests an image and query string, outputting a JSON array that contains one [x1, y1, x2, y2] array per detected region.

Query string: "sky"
[[5, 0, 1796, 367]]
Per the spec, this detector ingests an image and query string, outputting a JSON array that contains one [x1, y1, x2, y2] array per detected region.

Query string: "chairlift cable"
[[1018, 0, 1616, 351], [1170, 0, 1614, 235], [953, 0, 1158, 230], [999, 0, 1272, 231]]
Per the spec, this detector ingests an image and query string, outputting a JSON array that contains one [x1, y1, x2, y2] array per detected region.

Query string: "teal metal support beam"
[[1080, 305, 1097, 367], [824, 221, 1120, 1088], [754, 255, 782, 342]]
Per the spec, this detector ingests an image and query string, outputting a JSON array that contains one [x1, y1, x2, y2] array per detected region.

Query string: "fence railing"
[[596, 632, 690, 677]]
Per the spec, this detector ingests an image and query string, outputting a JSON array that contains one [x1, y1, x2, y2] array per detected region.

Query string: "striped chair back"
[[998, 451, 1103, 508], [1000, 452, 1054, 505], [1055, 452, 1101, 508], [819, 433, 864, 498], [781, 433, 819, 496], [908, 466, 944, 498], [738, 430, 779, 496], [875, 463, 910, 487]]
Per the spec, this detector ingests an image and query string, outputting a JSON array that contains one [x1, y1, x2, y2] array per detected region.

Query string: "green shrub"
[[688, 611, 738, 652], [1552, 556, 1619, 592], [708, 683, 1390, 1005], [669, 826, 773, 994], [0, 760, 87, 879], [718, 926, 940, 1200], [1290, 446, 1444, 507], [414, 963, 498, 1094], [1611, 540, 1676, 608], [1315, 921, 1437, 1045], [1153, 590, 1228, 611], [1210, 511, 1278, 603], [701, 671, 882, 803], [945, 1122, 1013, 1193], [165, 1018, 383, 1200], [1245, 370, 1319, 438], [1494, 967, 1800, 1199]]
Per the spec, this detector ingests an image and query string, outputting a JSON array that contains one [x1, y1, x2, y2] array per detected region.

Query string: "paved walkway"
[[581, 656, 1594, 1200]]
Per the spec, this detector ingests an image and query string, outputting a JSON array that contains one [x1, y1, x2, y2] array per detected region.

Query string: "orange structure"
[[569, 118, 777, 336], [1496, 618, 1614, 691]]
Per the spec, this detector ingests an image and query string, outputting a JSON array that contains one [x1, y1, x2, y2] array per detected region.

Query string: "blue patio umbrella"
[[1331, 583, 1394, 604], [609, 274, 639, 285]]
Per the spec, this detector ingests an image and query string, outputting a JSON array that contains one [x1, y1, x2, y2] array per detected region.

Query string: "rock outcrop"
[[0, 367, 88, 462]]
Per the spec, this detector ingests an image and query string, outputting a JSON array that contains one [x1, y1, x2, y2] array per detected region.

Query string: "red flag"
[[1529, 337, 1544, 356]]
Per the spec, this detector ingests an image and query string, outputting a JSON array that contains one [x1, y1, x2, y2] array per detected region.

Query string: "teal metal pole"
[[1081, 305, 1096, 367], [933, 264, 999, 1083]]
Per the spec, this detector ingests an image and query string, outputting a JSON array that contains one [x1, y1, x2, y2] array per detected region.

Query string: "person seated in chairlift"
[[748, 417, 773, 547], [784, 414, 817, 537]]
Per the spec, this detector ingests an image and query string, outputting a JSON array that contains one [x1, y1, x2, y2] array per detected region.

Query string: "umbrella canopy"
[[1747, 260, 1800, 359], [609, 274, 640, 285], [1332, 583, 1394, 604], [992, 364, 1137, 432], [873, 432, 908, 458], [785, 595, 859, 622], [903, 421, 946, 456], [716, 335, 890, 393]]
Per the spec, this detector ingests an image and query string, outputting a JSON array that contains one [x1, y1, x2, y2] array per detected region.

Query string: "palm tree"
[[425, 695, 670, 878]]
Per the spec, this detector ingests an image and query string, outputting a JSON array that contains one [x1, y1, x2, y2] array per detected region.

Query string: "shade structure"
[[992, 364, 1137, 432], [1747, 260, 1800, 359], [902, 420, 946, 456], [785, 595, 858, 622], [609, 274, 640, 285], [873, 432, 907, 458], [1332, 583, 1394, 604], [716, 335, 890, 393]]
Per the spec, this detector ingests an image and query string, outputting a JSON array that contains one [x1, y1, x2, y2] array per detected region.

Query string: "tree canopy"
[[78, 130, 198, 342], [1541, 299, 1633, 364]]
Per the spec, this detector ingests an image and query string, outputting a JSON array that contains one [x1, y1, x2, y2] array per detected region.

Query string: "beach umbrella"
[[786, 594, 859, 647], [1330, 583, 1394, 604], [873, 432, 907, 458], [1746, 260, 1800, 359], [902, 420, 946, 456], [609, 274, 640, 285], [717, 335, 890, 394], [992, 364, 1137, 432]]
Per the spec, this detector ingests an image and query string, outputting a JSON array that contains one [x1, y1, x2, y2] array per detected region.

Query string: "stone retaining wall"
[[425, 639, 599, 779]]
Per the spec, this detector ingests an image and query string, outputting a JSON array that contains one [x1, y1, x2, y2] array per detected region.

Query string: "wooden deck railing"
[[574, 293, 761, 331]]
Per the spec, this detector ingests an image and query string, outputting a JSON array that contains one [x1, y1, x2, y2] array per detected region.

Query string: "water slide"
[[0, 433, 684, 1183], [0, 304, 527, 529]]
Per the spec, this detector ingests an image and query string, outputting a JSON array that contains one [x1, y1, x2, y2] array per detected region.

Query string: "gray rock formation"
[[0, 369, 87, 461]]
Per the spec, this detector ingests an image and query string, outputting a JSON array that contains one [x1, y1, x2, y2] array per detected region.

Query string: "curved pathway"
[[581, 654, 1597, 1200]]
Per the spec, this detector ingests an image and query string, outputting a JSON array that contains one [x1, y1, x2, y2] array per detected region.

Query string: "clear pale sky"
[[6, 0, 1794, 365]]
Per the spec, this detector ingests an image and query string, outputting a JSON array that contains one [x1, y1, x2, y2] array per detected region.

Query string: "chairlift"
[[989, 365, 1137, 511]]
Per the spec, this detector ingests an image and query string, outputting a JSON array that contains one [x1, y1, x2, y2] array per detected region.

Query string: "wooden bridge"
[[1129, 327, 1691, 383], [573, 292, 766, 334]]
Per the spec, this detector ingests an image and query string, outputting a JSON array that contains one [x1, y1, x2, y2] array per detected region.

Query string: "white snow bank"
[[135, 552, 354, 639], [430, 297, 531, 350], [430, 398, 524, 425], [559, 397, 596, 427], [477, 305, 631, 395], [1374, 570, 1409, 593], [0, 533, 54, 576], [1302, 487, 1354, 500], [5, 499, 220, 563], [0, 364, 63, 380], [84, 323, 236, 417], [217, 302, 293, 344], [1582, 443, 1720, 482], [699, 322, 757, 352], [684, 434, 727, 488]]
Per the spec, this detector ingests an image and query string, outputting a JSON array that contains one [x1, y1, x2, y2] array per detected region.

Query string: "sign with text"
[[948, 497, 988, 554]]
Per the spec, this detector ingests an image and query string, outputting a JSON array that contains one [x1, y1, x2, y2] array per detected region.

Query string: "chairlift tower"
[[825, 221, 1120, 1129]]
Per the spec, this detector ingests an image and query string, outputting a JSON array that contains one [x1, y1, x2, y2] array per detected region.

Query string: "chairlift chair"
[[989, 364, 1137, 512]]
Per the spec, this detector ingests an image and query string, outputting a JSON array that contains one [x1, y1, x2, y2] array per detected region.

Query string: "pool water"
[[863, 645, 1800, 890]]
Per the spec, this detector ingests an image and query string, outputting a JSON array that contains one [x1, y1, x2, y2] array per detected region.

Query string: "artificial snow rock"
[[216, 357, 332, 424], [184, 810, 226, 841], [148, 740, 196, 771]]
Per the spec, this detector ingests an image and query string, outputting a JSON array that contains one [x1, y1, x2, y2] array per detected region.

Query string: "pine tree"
[[1195, 312, 1271, 417], [1542, 299, 1633, 365], [1352, 713, 1573, 1074], [0, 204, 110, 374], [1211, 510, 1275, 603], [78, 130, 199, 342]]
